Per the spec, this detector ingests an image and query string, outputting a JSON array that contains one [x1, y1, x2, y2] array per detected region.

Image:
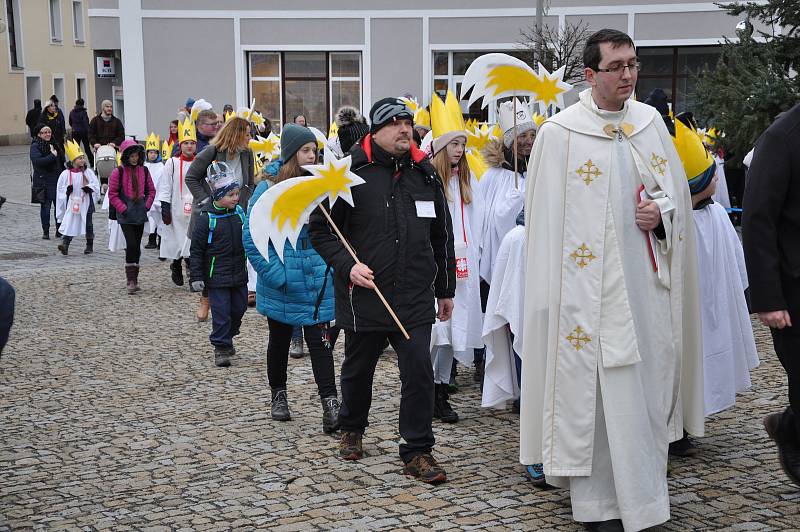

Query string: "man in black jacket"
[[309, 97, 456, 484], [742, 103, 800, 487]]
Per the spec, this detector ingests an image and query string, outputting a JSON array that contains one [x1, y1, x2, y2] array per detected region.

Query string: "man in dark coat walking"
[[25, 99, 42, 138], [309, 97, 456, 484], [742, 103, 800, 487], [69, 98, 94, 166]]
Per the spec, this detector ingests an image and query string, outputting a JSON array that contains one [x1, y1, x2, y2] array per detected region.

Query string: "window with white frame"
[[72, 0, 85, 44], [433, 50, 530, 122], [5, 0, 23, 68], [248, 51, 362, 135], [49, 0, 62, 42], [53, 76, 65, 107]]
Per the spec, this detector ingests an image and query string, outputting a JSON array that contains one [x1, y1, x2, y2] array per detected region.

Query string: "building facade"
[[1, 0, 95, 144], [88, 1, 748, 140]]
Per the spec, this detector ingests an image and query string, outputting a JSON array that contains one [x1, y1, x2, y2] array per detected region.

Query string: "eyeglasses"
[[595, 62, 641, 75]]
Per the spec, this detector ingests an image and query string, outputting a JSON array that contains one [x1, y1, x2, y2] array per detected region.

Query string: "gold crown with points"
[[430, 90, 466, 140], [178, 117, 197, 144], [145, 132, 160, 152], [65, 139, 85, 162], [161, 139, 173, 160]]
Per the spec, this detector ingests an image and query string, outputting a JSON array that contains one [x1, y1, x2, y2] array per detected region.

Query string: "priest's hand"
[[437, 298, 454, 322], [350, 262, 374, 289], [759, 310, 792, 329], [635, 199, 662, 231]]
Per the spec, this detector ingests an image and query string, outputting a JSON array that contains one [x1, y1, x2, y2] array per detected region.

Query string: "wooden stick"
[[513, 98, 519, 189], [318, 204, 411, 340]]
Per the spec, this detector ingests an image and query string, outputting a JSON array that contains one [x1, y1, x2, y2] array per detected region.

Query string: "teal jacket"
[[242, 180, 335, 325]]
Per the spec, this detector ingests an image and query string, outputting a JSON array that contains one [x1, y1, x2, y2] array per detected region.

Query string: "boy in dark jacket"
[[189, 162, 248, 367]]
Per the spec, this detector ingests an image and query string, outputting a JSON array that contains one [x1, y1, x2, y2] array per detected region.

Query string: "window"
[[637, 46, 722, 115], [5, 0, 23, 68], [72, 0, 85, 44], [76, 75, 86, 101], [248, 51, 362, 134], [433, 50, 530, 122], [49, 0, 63, 43], [53, 76, 65, 107]]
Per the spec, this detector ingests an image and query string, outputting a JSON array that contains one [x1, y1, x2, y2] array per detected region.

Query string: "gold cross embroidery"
[[650, 153, 668, 176], [576, 159, 602, 185], [566, 326, 592, 351], [570, 243, 597, 269]]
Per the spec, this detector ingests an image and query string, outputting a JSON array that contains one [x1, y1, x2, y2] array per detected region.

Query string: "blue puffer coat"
[[243, 179, 335, 326]]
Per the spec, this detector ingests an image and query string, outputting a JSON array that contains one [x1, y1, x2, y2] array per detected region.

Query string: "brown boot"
[[125, 264, 137, 295], [197, 295, 210, 322], [132, 263, 141, 292]]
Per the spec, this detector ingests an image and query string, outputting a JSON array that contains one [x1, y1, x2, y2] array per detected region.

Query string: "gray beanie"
[[280, 123, 317, 163]]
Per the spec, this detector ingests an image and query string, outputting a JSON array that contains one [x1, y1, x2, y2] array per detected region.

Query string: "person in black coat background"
[[30, 124, 65, 239], [25, 99, 42, 138], [69, 98, 94, 166], [37, 99, 66, 150], [742, 103, 800, 487], [0, 276, 15, 359]]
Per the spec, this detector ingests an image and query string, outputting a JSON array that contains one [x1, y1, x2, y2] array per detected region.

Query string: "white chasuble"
[[520, 89, 703, 530]]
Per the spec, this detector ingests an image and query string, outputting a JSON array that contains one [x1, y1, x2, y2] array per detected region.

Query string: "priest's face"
[[586, 42, 638, 111]]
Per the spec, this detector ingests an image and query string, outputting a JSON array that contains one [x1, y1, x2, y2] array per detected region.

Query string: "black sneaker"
[[339, 431, 363, 460], [214, 346, 231, 367], [668, 432, 699, 457], [403, 453, 447, 484], [271, 389, 291, 421]]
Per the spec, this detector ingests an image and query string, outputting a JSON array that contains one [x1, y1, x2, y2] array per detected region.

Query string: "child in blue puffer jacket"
[[243, 124, 340, 434]]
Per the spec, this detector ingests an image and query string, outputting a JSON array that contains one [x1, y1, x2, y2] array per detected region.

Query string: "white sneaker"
[[289, 337, 305, 358]]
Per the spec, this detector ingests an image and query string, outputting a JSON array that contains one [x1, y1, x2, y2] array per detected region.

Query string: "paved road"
[[1, 145, 799, 530]]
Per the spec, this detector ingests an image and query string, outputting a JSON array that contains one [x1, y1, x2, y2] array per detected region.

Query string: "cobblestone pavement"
[[1, 145, 799, 530]]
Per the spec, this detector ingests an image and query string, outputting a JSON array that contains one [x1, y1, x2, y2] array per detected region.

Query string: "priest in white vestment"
[[520, 29, 702, 531]]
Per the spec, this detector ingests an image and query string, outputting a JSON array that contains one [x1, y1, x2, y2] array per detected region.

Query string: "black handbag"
[[30, 185, 46, 204]]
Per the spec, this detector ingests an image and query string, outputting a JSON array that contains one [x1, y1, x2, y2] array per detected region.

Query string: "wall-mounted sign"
[[96, 57, 115, 78]]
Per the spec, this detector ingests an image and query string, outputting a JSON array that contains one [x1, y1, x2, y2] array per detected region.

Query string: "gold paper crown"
[[673, 119, 714, 181], [65, 139, 85, 162], [414, 107, 431, 129], [161, 139, 174, 160], [145, 132, 160, 152], [532, 112, 546, 127], [225, 111, 235, 123], [328, 121, 339, 139], [178, 117, 197, 144], [430, 90, 466, 140]]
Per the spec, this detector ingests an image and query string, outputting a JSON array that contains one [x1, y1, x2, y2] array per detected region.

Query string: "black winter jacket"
[[189, 203, 248, 289], [742, 103, 800, 312], [30, 140, 63, 188], [309, 134, 456, 332]]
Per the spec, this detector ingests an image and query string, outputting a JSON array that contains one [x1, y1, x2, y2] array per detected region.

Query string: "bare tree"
[[517, 20, 593, 84]]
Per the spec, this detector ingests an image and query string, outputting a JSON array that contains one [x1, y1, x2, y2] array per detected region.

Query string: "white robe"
[[521, 89, 702, 531], [476, 166, 526, 284], [55, 168, 100, 237], [144, 161, 164, 235], [101, 192, 127, 252], [431, 174, 484, 364], [157, 156, 194, 260], [711, 156, 731, 210], [481, 225, 525, 408], [693, 201, 759, 416]]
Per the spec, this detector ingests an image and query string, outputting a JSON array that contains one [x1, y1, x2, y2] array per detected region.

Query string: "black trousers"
[[73, 131, 94, 166], [771, 324, 800, 441], [339, 324, 434, 463], [208, 285, 248, 348], [119, 223, 144, 263], [267, 317, 338, 398]]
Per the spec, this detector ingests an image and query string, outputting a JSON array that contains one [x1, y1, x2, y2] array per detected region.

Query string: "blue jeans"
[[208, 285, 248, 348]]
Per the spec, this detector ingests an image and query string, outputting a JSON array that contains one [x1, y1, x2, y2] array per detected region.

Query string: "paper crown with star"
[[145, 132, 160, 152], [178, 117, 197, 144], [64, 139, 85, 162]]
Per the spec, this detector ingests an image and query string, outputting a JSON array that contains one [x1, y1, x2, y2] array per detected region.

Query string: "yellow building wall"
[[0, 0, 95, 142]]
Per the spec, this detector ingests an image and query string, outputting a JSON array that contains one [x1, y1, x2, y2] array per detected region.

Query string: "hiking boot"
[[83, 239, 93, 254], [526, 463, 549, 488], [473, 348, 485, 385], [197, 296, 210, 322], [42, 227, 50, 240], [321, 396, 340, 434], [57, 237, 70, 255], [434, 383, 459, 423], [669, 431, 699, 457], [339, 431, 363, 460], [144, 233, 158, 249], [448, 363, 459, 393], [271, 389, 291, 421], [289, 336, 305, 358], [764, 411, 800, 487], [403, 453, 447, 484], [170, 259, 184, 286], [214, 346, 231, 368]]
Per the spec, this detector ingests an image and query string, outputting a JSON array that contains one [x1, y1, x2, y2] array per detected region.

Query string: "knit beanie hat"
[[280, 123, 317, 163], [336, 106, 370, 153], [369, 98, 414, 134]]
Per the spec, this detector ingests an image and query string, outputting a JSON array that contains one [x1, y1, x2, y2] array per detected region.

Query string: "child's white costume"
[[56, 167, 100, 236]]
